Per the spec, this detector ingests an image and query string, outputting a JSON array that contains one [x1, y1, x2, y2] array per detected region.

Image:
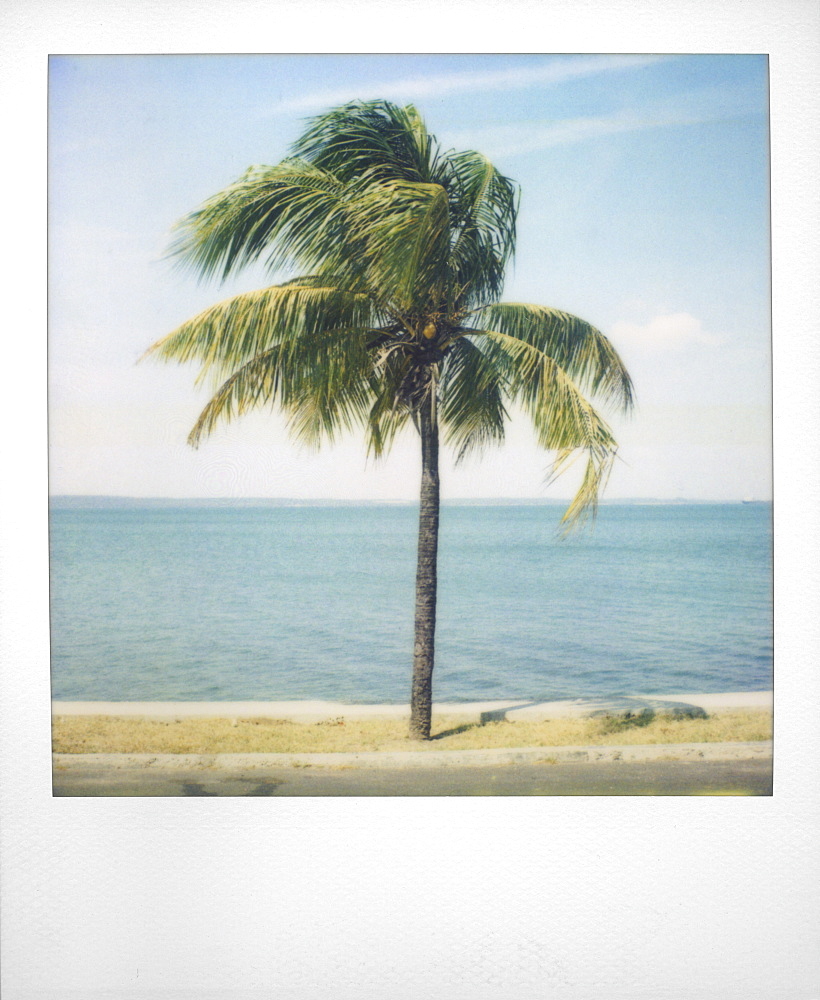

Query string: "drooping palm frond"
[[281, 330, 377, 448], [186, 346, 287, 447], [365, 353, 414, 458], [472, 327, 620, 529], [438, 337, 507, 461], [547, 438, 617, 533], [168, 161, 352, 283], [471, 303, 634, 411], [143, 280, 378, 385], [186, 322, 375, 449]]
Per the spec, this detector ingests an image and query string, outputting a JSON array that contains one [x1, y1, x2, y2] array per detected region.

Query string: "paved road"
[[53, 758, 772, 796]]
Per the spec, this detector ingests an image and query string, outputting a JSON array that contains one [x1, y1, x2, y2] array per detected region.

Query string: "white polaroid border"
[[2, 3, 819, 999]]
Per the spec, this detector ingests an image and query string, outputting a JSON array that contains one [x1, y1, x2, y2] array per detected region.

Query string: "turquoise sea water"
[[48, 500, 772, 703]]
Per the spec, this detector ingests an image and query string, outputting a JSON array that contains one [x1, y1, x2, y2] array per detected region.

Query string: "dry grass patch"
[[52, 710, 772, 755]]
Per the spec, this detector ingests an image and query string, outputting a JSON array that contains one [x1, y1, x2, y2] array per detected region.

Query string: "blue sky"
[[48, 53, 771, 500]]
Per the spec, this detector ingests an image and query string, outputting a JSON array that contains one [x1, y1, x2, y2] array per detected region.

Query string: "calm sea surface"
[[49, 500, 773, 703]]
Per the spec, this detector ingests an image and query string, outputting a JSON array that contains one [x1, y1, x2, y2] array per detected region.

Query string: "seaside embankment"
[[52, 691, 772, 795]]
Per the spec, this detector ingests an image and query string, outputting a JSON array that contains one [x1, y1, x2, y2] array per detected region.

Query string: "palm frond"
[[143, 280, 376, 384], [187, 346, 286, 447], [444, 150, 518, 309], [475, 327, 619, 529], [292, 100, 439, 185], [284, 333, 376, 449], [187, 324, 375, 449], [473, 303, 634, 411], [168, 160, 352, 282], [546, 441, 616, 533], [343, 178, 451, 313], [365, 356, 413, 458], [438, 337, 507, 461]]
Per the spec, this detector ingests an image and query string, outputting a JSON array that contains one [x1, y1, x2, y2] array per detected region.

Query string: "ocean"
[[48, 499, 773, 704]]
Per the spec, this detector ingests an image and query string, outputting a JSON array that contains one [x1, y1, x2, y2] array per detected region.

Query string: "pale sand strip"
[[51, 691, 772, 722], [52, 740, 772, 770]]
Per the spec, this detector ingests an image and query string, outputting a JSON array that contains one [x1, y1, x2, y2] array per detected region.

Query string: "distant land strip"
[[49, 495, 772, 509]]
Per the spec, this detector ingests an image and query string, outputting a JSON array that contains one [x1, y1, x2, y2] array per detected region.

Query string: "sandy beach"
[[52, 690, 772, 721]]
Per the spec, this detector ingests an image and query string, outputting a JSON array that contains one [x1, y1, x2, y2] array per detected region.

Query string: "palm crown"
[[147, 100, 633, 528], [146, 100, 634, 738]]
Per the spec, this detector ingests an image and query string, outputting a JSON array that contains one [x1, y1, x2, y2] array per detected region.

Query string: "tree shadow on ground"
[[431, 702, 542, 740]]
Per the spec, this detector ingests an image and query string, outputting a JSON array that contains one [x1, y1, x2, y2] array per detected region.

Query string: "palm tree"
[[145, 100, 634, 740]]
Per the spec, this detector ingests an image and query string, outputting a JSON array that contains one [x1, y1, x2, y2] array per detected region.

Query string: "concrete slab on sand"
[[52, 691, 773, 723]]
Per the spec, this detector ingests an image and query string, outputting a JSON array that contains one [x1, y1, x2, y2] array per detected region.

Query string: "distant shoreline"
[[49, 495, 773, 509]]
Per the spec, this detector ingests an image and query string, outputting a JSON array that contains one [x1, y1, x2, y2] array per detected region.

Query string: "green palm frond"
[[473, 303, 634, 411], [292, 100, 438, 185], [343, 177, 451, 313], [475, 327, 620, 529], [365, 355, 414, 458], [187, 325, 375, 449], [547, 440, 616, 533], [284, 334, 376, 449], [143, 280, 376, 384], [445, 150, 518, 309], [168, 160, 351, 282], [187, 346, 287, 446], [439, 337, 507, 461]]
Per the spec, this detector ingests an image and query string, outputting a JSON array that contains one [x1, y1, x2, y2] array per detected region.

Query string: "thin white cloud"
[[264, 55, 667, 117], [452, 81, 765, 158], [611, 313, 720, 352], [452, 111, 659, 158]]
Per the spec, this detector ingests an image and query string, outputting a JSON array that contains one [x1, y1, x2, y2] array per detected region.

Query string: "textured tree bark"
[[408, 391, 440, 740]]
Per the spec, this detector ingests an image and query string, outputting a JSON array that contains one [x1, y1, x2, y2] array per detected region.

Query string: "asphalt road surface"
[[53, 758, 772, 796]]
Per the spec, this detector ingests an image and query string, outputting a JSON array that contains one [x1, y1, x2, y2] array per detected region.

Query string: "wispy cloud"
[[451, 111, 660, 158], [451, 81, 765, 158], [612, 313, 721, 352], [264, 55, 667, 117]]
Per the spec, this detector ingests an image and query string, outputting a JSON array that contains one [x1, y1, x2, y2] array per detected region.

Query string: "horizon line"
[[49, 494, 772, 504]]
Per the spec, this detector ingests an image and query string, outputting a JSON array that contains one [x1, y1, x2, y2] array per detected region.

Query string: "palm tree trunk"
[[409, 391, 440, 740]]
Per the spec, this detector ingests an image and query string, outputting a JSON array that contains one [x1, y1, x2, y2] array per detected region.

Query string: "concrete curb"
[[53, 741, 772, 771]]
